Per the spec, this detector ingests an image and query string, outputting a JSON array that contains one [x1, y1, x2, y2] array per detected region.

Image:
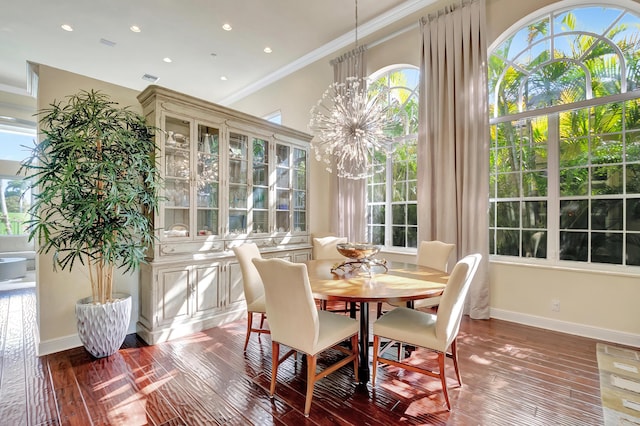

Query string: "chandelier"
[[308, 1, 393, 180]]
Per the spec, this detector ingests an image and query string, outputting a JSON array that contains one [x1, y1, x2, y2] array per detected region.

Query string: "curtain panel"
[[417, 0, 490, 319], [328, 47, 367, 242]]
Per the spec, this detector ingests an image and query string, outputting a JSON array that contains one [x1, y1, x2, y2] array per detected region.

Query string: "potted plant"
[[20, 89, 161, 358]]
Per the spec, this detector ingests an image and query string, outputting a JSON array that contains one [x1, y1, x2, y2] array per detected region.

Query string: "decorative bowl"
[[336, 242, 380, 260]]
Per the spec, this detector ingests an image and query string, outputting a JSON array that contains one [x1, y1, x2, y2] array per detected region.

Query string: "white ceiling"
[[0, 0, 439, 106]]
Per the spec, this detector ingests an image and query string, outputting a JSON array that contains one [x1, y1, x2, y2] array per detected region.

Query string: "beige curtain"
[[417, 0, 490, 319], [328, 46, 367, 242]]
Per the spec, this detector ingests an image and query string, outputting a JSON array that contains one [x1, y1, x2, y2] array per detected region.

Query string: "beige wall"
[[230, 0, 640, 346], [35, 65, 143, 355]]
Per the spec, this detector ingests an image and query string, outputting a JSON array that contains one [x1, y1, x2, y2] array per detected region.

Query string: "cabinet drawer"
[[160, 240, 225, 256], [226, 238, 275, 250]]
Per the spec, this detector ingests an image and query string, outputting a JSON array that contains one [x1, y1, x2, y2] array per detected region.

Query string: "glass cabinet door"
[[275, 144, 291, 233], [196, 124, 220, 237], [252, 138, 269, 234], [228, 132, 249, 234], [163, 116, 191, 239], [293, 147, 307, 233]]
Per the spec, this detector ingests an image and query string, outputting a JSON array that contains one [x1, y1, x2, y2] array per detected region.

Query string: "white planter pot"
[[75, 293, 132, 358]]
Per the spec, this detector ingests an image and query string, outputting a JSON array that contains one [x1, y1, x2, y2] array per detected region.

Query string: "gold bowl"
[[336, 242, 380, 260]]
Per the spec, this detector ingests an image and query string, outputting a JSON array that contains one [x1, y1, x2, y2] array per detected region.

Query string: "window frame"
[[488, 1, 640, 272], [366, 64, 419, 250]]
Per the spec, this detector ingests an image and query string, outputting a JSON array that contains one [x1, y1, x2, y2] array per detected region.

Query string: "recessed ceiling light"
[[163, 57, 172, 63], [222, 24, 232, 31], [220, 76, 228, 81], [61, 24, 73, 32], [263, 47, 272, 54], [130, 25, 141, 33]]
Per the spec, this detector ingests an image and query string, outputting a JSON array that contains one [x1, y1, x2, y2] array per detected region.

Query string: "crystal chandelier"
[[308, 0, 392, 180]]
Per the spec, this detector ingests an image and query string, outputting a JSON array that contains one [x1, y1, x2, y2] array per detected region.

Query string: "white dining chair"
[[377, 240, 455, 317], [312, 235, 352, 312], [371, 253, 481, 411], [232, 243, 269, 352], [252, 257, 359, 417]]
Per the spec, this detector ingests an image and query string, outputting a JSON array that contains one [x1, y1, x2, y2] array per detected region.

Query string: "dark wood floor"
[[0, 286, 611, 425]]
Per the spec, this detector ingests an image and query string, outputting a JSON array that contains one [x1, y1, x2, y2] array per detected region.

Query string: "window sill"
[[490, 256, 640, 278]]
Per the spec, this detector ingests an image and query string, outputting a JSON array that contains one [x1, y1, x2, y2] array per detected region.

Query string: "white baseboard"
[[490, 308, 640, 348], [38, 334, 82, 356], [37, 323, 138, 356]]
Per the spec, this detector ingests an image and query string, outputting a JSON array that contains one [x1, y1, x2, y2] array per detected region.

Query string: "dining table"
[[304, 259, 449, 384]]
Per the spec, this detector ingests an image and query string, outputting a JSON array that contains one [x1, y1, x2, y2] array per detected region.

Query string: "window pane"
[[627, 198, 640, 231], [523, 171, 547, 196], [370, 225, 385, 245], [523, 230, 546, 258], [407, 227, 417, 248], [591, 165, 623, 195], [393, 181, 406, 202], [592, 232, 622, 264], [591, 199, 623, 230], [560, 200, 588, 229], [522, 201, 547, 228], [370, 205, 385, 224], [407, 204, 417, 226], [560, 168, 588, 196], [496, 202, 519, 227], [627, 165, 640, 193], [591, 135, 623, 166], [627, 234, 640, 265], [392, 204, 406, 225], [496, 229, 519, 256], [559, 137, 589, 168], [559, 231, 588, 261], [392, 226, 406, 247], [497, 173, 520, 198]]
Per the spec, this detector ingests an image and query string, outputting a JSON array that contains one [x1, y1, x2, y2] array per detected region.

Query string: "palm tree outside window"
[[488, 3, 640, 266]]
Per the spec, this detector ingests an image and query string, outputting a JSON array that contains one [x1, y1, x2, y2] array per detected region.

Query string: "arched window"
[[366, 65, 419, 249], [488, 2, 640, 267]]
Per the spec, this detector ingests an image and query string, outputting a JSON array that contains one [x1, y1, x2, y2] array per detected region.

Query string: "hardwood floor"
[[0, 286, 609, 425]]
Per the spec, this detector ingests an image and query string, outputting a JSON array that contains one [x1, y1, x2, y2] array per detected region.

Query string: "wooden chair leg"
[[376, 302, 383, 318], [451, 339, 462, 386], [438, 352, 451, 410], [243, 312, 253, 352], [259, 313, 266, 329], [304, 354, 317, 417], [270, 341, 280, 398], [372, 335, 380, 385]]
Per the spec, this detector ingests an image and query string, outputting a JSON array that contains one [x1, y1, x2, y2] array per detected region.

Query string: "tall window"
[[489, 4, 640, 266], [366, 66, 419, 249]]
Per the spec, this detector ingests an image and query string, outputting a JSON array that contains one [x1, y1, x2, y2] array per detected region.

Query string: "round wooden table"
[[305, 259, 448, 384]]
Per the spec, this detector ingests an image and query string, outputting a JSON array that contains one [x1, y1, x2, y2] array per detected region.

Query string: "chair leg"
[[372, 335, 380, 385], [438, 352, 451, 410], [243, 312, 253, 352], [451, 339, 462, 386], [259, 313, 266, 329], [304, 354, 317, 417], [270, 341, 280, 398], [351, 334, 359, 383], [376, 302, 383, 318]]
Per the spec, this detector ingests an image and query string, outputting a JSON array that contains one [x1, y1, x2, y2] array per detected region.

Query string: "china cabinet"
[[137, 86, 312, 344]]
